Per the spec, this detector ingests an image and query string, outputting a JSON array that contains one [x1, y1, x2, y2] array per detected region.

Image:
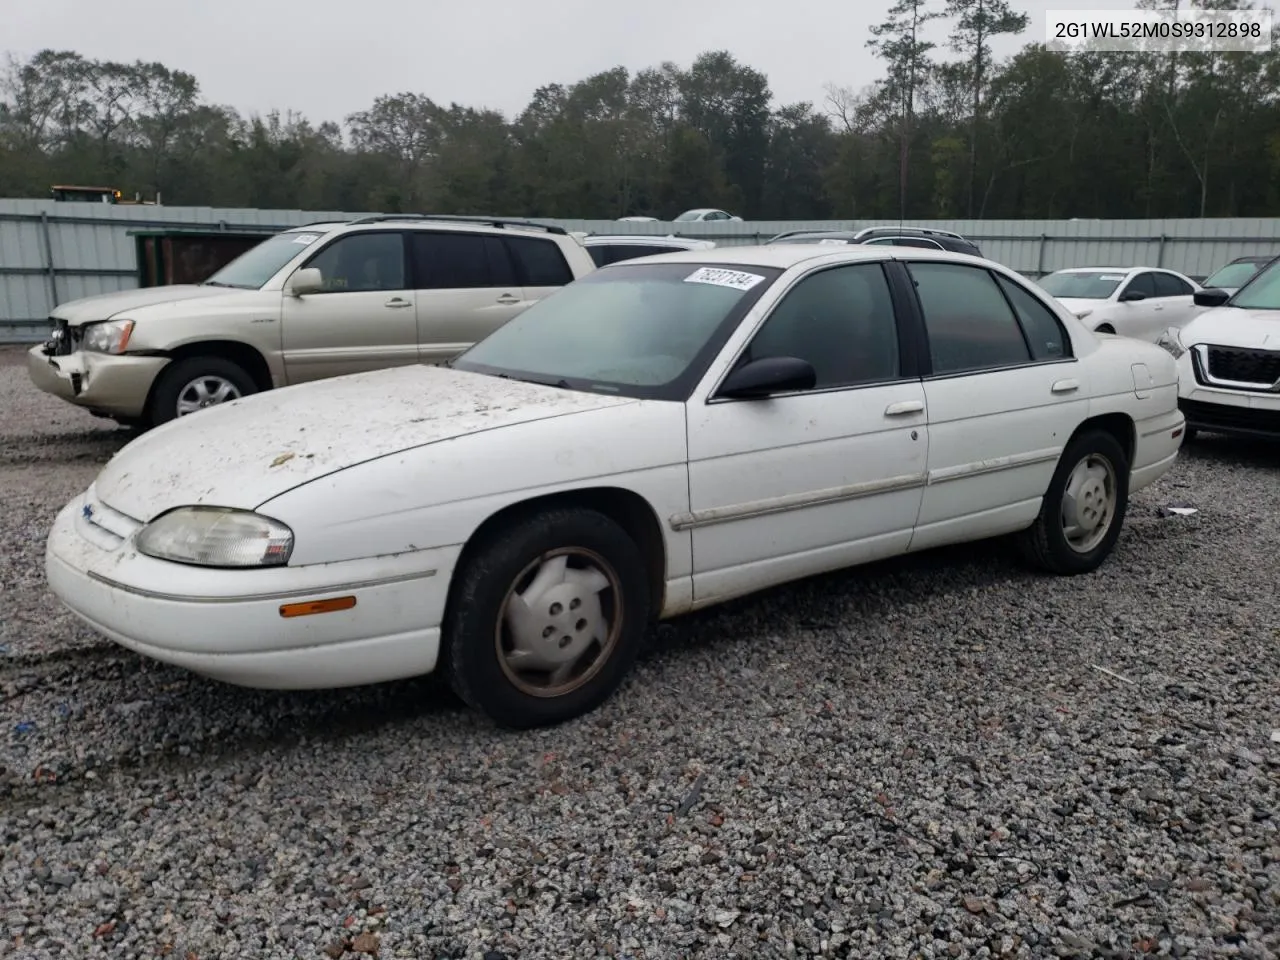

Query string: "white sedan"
[[1038, 266, 1206, 341], [45, 246, 1186, 728]]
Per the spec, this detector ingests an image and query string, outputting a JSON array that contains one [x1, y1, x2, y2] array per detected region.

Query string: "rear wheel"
[[147, 356, 257, 426], [1017, 429, 1129, 575], [443, 507, 651, 728]]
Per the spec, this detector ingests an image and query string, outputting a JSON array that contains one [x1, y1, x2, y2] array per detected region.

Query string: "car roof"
[[599, 243, 990, 271], [583, 235, 710, 245], [1052, 266, 1139, 274]]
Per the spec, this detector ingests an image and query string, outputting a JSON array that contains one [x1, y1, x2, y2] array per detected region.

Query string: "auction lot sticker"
[[684, 267, 766, 291]]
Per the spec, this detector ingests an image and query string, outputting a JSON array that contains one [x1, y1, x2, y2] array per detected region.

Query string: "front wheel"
[[442, 507, 651, 728], [147, 356, 258, 426], [1016, 429, 1129, 575]]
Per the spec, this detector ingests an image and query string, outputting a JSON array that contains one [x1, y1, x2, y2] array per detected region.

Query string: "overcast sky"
[[9, 0, 1145, 124]]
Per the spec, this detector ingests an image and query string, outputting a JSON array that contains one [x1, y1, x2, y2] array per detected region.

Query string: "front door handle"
[[1051, 378, 1080, 394], [496, 293, 520, 305], [384, 297, 412, 308], [884, 400, 925, 416]]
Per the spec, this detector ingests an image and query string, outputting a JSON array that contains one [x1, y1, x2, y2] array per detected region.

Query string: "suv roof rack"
[[345, 213, 568, 235], [855, 225, 966, 241]]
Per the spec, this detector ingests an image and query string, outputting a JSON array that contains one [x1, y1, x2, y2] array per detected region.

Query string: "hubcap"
[[495, 548, 622, 698], [175, 376, 241, 417], [1060, 452, 1118, 553]]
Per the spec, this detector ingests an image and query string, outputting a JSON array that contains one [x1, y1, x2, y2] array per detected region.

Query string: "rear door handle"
[[884, 400, 925, 416], [384, 297, 412, 308], [1051, 378, 1080, 394], [496, 293, 520, 305]]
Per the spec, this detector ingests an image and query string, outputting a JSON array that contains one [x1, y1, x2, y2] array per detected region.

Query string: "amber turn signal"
[[279, 596, 357, 618]]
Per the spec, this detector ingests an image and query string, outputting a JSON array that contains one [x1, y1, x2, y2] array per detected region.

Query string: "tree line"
[[1, 0, 1276, 221]]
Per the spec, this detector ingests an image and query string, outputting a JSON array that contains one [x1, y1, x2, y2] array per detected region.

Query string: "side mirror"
[[1193, 288, 1230, 308], [1118, 289, 1146, 302], [717, 356, 816, 400], [287, 267, 324, 297]]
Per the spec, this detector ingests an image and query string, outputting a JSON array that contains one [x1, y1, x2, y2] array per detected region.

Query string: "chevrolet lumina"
[[45, 246, 1186, 728]]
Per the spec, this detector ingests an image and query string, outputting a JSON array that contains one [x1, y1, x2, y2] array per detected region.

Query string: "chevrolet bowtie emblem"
[[82, 504, 93, 520]]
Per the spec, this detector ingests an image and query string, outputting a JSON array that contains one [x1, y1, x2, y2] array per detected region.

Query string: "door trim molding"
[[669, 472, 926, 531], [926, 446, 1062, 485]]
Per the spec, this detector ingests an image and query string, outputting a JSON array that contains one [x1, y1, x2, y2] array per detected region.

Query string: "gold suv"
[[27, 215, 596, 428]]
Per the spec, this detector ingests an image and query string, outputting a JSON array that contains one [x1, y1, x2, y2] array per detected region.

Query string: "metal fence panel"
[[5, 200, 1280, 342]]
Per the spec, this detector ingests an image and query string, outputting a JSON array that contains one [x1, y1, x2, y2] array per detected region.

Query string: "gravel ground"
[[1, 343, 1277, 959]]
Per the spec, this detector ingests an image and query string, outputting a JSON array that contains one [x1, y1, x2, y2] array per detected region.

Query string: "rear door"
[[409, 231, 529, 364], [504, 234, 578, 306], [279, 230, 418, 383], [901, 259, 1086, 553]]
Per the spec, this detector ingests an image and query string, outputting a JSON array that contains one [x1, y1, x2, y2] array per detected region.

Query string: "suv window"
[[1122, 272, 1157, 298], [506, 235, 574, 286], [995, 275, 1070, 360], [305, 232, 405, 292], [410, 232, 516, 289], [907, 262, 1032, 374], [739, 263, 899, 389], [1152, 272, 1193, 297]]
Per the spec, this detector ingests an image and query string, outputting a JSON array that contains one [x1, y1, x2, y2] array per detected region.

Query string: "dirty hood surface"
[[52, 285, 233, 325], [93, 365, 637, 521], [1180, 307, 1280, 350]]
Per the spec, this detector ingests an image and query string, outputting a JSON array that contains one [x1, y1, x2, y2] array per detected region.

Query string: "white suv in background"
[[27, 215, 596, 429]]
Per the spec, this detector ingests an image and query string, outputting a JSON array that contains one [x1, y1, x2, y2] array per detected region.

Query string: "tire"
[[1016, 429, 1130, 575], [147, 356, 257, 426], [443, 507, 651, 729]]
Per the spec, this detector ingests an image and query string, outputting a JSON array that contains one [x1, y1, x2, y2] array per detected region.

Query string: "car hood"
[[1179, 306, 1280, 349], [52, 285, 240, 325], [92, 365, 637, 521]]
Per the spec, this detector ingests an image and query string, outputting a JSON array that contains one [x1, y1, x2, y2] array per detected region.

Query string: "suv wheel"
[[148, 356, 257, 426]]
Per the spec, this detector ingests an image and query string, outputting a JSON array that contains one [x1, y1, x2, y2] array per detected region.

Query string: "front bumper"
[[45, 492, 457, 689], [26, 344, 169, 418]]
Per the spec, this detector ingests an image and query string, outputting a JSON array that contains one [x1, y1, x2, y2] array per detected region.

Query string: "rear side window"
[[908, 262, 1032, 374], [1152, 272, 1193, 297], [410, 232, 517, 289], [505, 236, 574, 286], [995, 275, 1070, 360]]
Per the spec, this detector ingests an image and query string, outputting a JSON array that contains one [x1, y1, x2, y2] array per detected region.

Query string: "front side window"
[[908, 262, 1032, 375], [738, 263, 900, 389], [304, 232, 405, 292], [204, 231, 325, 289], [452, 261, 781, 400], [1122, 272, 1157, 299]]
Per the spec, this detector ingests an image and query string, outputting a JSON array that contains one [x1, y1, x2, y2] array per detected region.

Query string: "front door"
[[685, 261, 929, 604], [900, 260, 1088, 552], [280, 230, 418, 384]]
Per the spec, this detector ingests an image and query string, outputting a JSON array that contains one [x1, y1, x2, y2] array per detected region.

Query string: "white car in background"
[[1038, 267, 1205, 341], [1157, 256, 1280, 441], [674, 208, 742, 222], [582, 234, 715, 267], [45, 245, 1185, 729]]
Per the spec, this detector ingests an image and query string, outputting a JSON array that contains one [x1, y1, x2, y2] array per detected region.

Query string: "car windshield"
[[1228, 259, 1280, 310], [451, 261, 781, 401], [1203, 260, 1267, 290], [202, 230, 326, 289], [1038, 271, 1126, 299]]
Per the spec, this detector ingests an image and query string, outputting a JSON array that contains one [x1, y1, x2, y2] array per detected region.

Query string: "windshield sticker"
[[818, 238, 849, 245], [684, 267, 766, 291], [292, 234, 320, 245], [1099, 274, 1126, 281]]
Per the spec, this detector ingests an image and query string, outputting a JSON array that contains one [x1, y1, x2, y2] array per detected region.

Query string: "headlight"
[[135, 506, 293, 567], [1156, 326, 1186, 359], [81, 319, 134, 354]]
